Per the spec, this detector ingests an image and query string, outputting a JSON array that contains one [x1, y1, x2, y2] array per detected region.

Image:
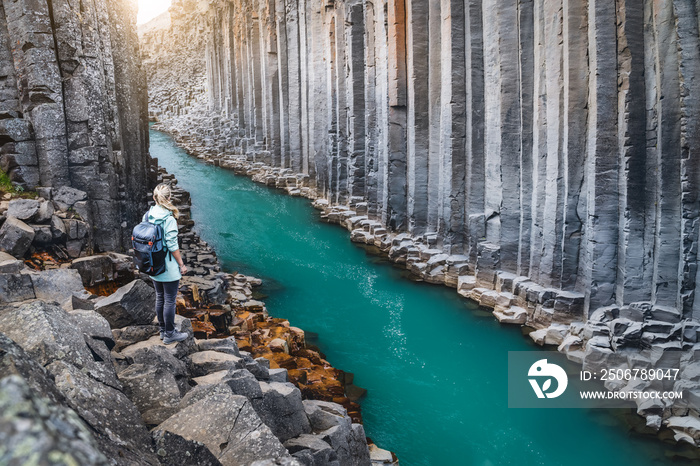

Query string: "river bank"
[[152, 118, 692, 456], [0, 163, 387, 465], [148, 165, 395, 464]]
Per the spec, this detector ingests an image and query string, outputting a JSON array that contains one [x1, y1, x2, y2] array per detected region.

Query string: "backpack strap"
[[152, 214, 173, 262]]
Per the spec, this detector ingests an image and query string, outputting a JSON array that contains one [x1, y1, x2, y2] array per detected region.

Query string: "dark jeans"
[[153, 280, 179, 332]]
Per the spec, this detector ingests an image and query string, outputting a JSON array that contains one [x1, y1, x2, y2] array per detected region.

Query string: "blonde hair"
[[153, 183, 180, 219]]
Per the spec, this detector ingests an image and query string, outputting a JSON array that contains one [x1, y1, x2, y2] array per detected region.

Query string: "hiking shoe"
[[159, 328, 165, 340], [163, 329, 188, 345]]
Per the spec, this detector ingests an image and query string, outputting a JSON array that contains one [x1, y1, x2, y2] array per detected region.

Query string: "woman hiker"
[[144, 183, 189, 344]]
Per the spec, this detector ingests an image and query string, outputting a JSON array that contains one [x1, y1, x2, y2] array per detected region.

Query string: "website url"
[[580, 391, 683, 400]]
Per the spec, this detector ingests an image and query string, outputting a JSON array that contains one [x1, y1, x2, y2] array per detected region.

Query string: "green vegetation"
[[0, 169, 36, 199]]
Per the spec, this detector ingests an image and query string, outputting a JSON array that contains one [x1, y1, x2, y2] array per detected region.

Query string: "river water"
[[150, 128, 681, 466]]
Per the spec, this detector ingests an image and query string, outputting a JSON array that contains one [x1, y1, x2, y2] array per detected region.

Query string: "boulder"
[[246, 357, 270, 381], [34, 200, 54, 223], [369, 444, 395, 465], [128, 344, 190, 396], [269, 338, 289, 353], [152, 430, 223, 466], [493, 306, 528, 325], [0, 217, 35, 258], [155, 391, 289, 465], [319, 423, 370, 466], [53, 186, 88, 211], [63, 218, 90, 241], [303, 400, 351, 432], [179, 382, 239, 410], [283, 435, 338, 466], [196, 336, 241, 356], [119, 315, 196, 360], [118, 363, 182, 417], [48, 359, 159, 464], [69, 310, 114, 346], [30, 224, 53, 245], [50, 214, 67, 242], [0, 272, 35, 303], [269, 368, 289, 383], [187, 350, 243, 377], [27, 268, 85, 306], [94, 280, 156, 328], [0, 375, 109, 465], [70, 255, 115, 286], [6, 198, 39, 220], [181, 276, 227, 305], [0, 251, 23, 273], [0, 300, 119, 389], [254, 382, 311, 443], [192, 370, 231, 387], [0, 333, 65, 404], [112, 324, 160, 351]]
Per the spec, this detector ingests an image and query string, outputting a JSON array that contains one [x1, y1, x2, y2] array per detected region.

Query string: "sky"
[[137, 0, 171, 25]]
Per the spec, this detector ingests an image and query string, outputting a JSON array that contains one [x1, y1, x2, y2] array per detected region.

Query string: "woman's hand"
[[179, 264, 188, 275]]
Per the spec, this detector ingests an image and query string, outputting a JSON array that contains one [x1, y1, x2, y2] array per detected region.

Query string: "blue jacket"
[[143, 205, 182, 282]]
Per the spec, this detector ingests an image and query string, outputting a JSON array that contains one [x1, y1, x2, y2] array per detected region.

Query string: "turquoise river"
[[151, 128, 684, 466]]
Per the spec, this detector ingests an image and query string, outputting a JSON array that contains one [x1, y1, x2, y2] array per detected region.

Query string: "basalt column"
[[143, 0, 700, 319], [1, 0, 150, 252]]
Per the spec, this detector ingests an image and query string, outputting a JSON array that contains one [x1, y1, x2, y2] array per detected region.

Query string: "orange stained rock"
[[191, 319, 216, 337], [86, 281, 122, 297]]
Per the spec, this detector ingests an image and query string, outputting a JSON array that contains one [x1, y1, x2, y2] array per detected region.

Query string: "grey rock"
[[155, 391, 290, 465], [53, 186, 88, 211], [187, 350, 244, 377], [118, 363, 182, 416], [112, 324, 160, 351], [94, 279, 156, 328], [119, 315, 196, 360], [152, 430, 223, 466], [0, 301, 119, 389], [269, 368, 289, 383], [0, 333, 65, 405], [30, 224, 53, 245], [0, 251, 23, 274], [181, 276, 227, 305], [318, 423, 370, 466], [48, 359, 159, 464], [6, 199, 39, 221], [254, 382, 311, 443], [197, 336, 241, 357], [246, 358, 270, 381], [0, 375, 109, 466], [303, 401, 352, 433], [0, 217, 35, 258], [50, 214, 67, 242], [179, 382, 237, 410], [225, 368, 265, 399], [0, 272, 35, 303], [284, 435, 338, 466], [69, 310, 115, 346], [27, 268, 85, 305], [70, 254, 116, 286], [34, 200, 55, 223]]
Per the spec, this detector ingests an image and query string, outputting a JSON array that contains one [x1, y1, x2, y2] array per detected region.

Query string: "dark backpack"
[[131, 217, 170, 276]]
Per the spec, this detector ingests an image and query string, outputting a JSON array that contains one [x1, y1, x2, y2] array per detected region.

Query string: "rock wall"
[[141, 0, 700, 447], [0, 0, 151, 252], [141, 0, 700, 322]]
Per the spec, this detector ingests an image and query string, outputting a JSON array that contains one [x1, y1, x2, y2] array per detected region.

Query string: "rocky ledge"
[[151, 122, 700, 454], [0, 170, 395, 465]]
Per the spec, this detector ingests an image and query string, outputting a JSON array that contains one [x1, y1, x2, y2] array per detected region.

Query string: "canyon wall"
[[0, 0, 151, 252], [141, 0, 700, 321]]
